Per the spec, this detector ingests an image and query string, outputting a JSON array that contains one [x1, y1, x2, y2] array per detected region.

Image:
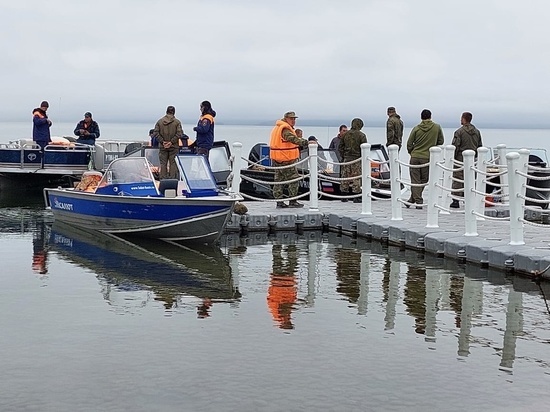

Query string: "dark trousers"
[[409, 157, 429, 204], [159, 146, 179, 179]]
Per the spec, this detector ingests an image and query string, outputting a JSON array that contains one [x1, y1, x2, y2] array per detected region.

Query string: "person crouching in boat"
[[32, 100, 52, 151], [74, 112, 100, 146]]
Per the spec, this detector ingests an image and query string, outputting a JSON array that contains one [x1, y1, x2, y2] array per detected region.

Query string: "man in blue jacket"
[[74, 112, 100, 145], [32, 101, 52, 150]]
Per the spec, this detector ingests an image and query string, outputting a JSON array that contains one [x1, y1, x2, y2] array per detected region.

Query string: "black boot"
[[276, 201, 288, 208]]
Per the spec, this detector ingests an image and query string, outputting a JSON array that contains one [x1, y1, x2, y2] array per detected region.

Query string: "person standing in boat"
[[74, 112, 100, 146], [193, 100, 216, 159], [152, 105, 183, 179], [329, 124, 348, 161], [450, 112, 482, 208], [338, 118, 367, 203], [269, 111, 311, 209], [32, 100, 52, 150]]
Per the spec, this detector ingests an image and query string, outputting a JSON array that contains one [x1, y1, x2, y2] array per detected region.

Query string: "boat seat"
[[159, 179, 179, 196]]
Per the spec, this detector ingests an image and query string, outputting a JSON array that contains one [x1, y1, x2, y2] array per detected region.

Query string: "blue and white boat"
[[0, 138, 147, 191], [44, 154, 243, 244]]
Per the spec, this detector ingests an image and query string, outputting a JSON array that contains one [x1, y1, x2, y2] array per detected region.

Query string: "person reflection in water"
[[197, 298, 213, 319], [32, 221, 49, 276], [267, 244, 299, 330]]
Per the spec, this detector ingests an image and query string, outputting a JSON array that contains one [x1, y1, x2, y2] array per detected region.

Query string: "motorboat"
[[239, 143, 391, 199], [486, 147, 550, 209], [44, 153, 243, 244], [0, 138, 148, 191]]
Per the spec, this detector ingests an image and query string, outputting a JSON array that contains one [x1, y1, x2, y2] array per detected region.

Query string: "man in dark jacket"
[[32, 100, 52, 150], [406, 109, 444, 208], [153, 106, 183, 179], [450, 112, 483, 208], [338, 118, 367, 203], [74, 112, 100, 146], [386, 107, 403, 150]]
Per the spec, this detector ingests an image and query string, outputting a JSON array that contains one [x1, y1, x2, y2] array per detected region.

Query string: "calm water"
[[1, 121, 549, 161], [1, 193, 550, 412]]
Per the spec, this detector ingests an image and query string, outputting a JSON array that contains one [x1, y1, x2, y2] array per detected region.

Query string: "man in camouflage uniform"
[[338, 118, 367, 203], [269, 111, 310, 208], [386, 107, 404, 150], [450, 112, 482, 208]]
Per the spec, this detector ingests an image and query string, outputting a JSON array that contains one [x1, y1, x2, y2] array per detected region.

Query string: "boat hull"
[[44, 188, 239, 243]]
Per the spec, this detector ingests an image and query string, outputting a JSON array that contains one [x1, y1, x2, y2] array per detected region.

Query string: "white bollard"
[[388, 145, 403, 220], [231, 142, 242, 194], [426, 146, 442, 228], [308, 143, 319, 211], [506, 152, 525, 245], [361, 143, 372, 215], [440, 145, 456, 214], [475, 147, 489, 220], [463, 150, 478, 236]]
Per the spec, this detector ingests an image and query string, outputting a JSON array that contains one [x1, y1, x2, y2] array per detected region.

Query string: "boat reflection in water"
[[49, 222, 241, 316]]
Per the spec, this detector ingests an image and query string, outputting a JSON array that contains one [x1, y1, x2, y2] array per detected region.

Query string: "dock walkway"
[[224, 199, 550, 280]]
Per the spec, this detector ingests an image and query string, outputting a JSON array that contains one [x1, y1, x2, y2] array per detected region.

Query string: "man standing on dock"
[[450, 112, 482, 208], [269, 111, 311, 208], [406, 109, 444, 209], [386, 107, 403, 150]]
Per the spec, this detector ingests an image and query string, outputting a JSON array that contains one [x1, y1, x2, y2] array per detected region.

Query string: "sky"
[[2, 0, 550, 128]]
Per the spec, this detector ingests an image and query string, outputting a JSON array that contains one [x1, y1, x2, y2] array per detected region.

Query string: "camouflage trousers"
[[340, 160, 362, 194], [451, 168, 465, 198], [272, 160, 300, 199]]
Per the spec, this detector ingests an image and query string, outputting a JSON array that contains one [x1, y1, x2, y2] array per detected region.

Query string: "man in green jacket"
[[450, 112, 482, 208], [153, 105, 183, 179], [406, 109, 444, 208], [386, 106, 404, 150], [338, 118, 367, 203]]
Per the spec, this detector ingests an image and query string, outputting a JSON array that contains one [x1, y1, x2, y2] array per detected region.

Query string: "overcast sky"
[[2, 0, 550, 127]]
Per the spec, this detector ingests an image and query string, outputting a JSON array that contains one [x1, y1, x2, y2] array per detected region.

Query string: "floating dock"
[[224, 199, 550, 280]]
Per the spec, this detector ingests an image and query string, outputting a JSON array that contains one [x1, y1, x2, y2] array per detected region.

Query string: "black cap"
[[40, 101, 49, 108], [84, 112, 92, 118]]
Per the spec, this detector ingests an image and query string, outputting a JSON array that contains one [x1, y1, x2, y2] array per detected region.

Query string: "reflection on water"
[[2, 208, 550, 410], [49, 222, 240, 315]]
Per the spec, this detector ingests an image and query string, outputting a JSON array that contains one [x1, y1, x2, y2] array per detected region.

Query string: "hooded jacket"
[[32, 108, 51, 143], [407, 119, 444, 160], [194, 109, 216, 149], [154, 114, 183, 146], [386, 113, 404, 148], [452, 123, 482, 161], [338, 118, 367, 161]]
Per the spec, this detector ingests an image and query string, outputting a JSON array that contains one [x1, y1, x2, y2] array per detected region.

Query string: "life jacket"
[[200, 113, 215, 125], [269, 120, 299, 163], [267, 274, 297, 329]]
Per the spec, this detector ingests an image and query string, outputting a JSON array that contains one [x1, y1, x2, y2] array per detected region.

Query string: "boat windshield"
[[176, 155, 217, 191], [98, 157, 155, 186]]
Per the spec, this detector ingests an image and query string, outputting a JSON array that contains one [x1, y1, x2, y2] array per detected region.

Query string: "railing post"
[[506, 152, 525, 245], [361, 143, 372, 215], [475, 147, 489, 219], [388, 144, 402, 220], [463, 150, 478, 236], [231, 142, 242, 194], [309, 143, 319, 211], [441, 145, 456, 214], [518, 149, 530, 211], [426, 146, 442, 228], [496, 144, 509, 201]]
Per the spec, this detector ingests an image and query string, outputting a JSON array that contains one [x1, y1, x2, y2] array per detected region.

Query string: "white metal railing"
[[229, 142, 550, 245]]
